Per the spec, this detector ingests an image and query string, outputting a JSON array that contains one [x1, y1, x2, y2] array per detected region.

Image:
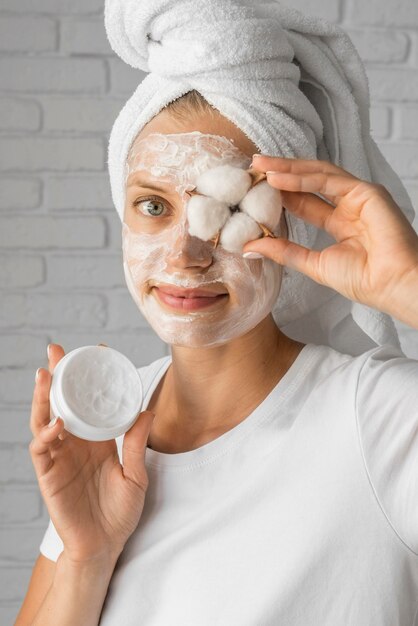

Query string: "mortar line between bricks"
[[338, 0, 352, 26], [0, 9, 104, 17], [104, 57, 112, 93]]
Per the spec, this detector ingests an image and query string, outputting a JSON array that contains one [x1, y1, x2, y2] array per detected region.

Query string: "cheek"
[[241, 258, 283, 305], [212, 252, 280, 303], [122, 224, 168, 280], [122, 220, 283, 315]]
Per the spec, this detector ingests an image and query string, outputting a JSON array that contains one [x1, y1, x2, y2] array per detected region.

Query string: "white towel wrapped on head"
[[104, 0, 416, 355]]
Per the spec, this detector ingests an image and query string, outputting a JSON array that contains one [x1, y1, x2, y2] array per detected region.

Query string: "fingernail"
[[243, 252, 264, 259], [47, 344, 51, 359], [48, 416, 58, 428], [35, 367, 41, 382], [251, 154, 263, 167]]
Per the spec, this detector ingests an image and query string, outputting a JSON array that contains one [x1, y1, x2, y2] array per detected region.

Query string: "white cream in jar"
[[49, 345, 143, 441]]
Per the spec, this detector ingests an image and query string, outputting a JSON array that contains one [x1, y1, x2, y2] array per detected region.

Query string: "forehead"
[[130, 107, 259, 157], [127, 131, 246, 165], [125, 132, 252, 189]]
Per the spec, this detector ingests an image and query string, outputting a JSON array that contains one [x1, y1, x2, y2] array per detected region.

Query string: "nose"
[[166, 227, 214, 271]]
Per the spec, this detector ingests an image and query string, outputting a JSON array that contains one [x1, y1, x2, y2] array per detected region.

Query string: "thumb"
[[243, 236, 322, 283], [122, 410, 155, 489]]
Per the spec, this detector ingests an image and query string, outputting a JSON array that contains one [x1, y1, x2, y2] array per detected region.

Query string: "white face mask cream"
[[122, 131, 284, 349], [49, 346, 143, 441]]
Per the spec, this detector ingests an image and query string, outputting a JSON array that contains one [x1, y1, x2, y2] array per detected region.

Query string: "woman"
[[17, 95, 418, 626], [17, 3, 418, 626]]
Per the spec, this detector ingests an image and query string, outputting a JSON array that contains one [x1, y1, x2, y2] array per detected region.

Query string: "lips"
[[153, 283, 228, 299]]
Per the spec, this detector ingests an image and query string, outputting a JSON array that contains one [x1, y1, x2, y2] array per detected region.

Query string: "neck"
[[149, 314, 304, 452]]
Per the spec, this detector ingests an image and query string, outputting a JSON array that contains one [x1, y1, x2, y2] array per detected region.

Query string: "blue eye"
[[133, 196, 169, 218]]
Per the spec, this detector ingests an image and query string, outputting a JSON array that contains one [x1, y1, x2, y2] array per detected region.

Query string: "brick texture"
[[0, 1, 417, 617], [61, 17, 112, 55], [0, 58, 106, 94], [46, 174, 114, 209], [349, 0, 418, 27], [0, 0, 103, 15], [0, 216, 106, 249], [0, 98, 41, 132], [0, 137, 104, 172], [0, 255, 45, 288], [0, 178, 42, 211], [42, 97, 125, 133], [0, 16, 57, 53]]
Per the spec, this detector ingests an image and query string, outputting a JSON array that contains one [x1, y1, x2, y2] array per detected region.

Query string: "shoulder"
[[354, 344, 418, 408], [298, 342, 381, 388], [351, 344, 418, 555], [307, 342, 417, 381], [296, 343, 417, 408]]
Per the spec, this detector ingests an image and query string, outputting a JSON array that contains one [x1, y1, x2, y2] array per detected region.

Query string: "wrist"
[[384, 262, 418, 329], [32, 549, 122, 626], [55, 549, 121, 590]]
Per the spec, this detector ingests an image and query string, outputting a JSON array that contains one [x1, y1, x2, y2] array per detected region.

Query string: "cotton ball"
[[220, 212, 262, 254], [187, 195, 230, 241], [195, 164, 252, 205], [239, 181, 283, 232]]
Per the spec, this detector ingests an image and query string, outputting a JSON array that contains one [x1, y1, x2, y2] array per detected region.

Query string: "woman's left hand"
[[243, 155, 418, 328]]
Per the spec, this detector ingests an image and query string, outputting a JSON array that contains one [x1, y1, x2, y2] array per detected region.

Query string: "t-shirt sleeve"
[[356, 344, 418, 555], [39, 518, 64, 562]]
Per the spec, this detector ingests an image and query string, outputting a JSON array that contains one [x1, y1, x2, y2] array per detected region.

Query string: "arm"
[[14, 555, 55, 625], [30, 551, 121, 626], [355, 346, 418, 555]]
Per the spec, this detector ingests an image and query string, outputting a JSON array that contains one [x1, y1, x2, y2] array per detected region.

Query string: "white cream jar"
[[49, 345, 143, 441]]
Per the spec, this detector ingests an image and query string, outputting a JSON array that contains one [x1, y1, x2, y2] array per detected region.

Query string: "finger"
[[242, 236, 323, 284], [29, 417, 65, 478], [48, 343, 65, 375], [267, 171, 341, 205], [47, 405, 71, 442], [30, 367, 52, 437], [252, 155, 356, 180], [48, 344, 72, 437], [281, 191, 336, 235], [266, 171, 360, 204], [122, 411, 155, 490]]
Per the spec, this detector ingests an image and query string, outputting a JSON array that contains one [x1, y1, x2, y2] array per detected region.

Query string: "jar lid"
[[49, 345, 143, 441]]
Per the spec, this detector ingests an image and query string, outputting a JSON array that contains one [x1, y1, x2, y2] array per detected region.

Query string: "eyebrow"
[[127, 174, 173, 192]]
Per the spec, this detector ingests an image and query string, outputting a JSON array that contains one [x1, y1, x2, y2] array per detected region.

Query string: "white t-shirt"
[[39, 343, 418, 625]]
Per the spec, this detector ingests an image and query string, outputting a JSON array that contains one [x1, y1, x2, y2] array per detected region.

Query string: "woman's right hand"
[[29, 343, 156, 565]]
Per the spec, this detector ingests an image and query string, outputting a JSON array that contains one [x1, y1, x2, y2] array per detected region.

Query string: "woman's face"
[[122, 111, 285, 348]]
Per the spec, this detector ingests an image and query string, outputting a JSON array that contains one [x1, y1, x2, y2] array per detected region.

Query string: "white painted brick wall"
[[0, 57, 107, 93], [0, 179, 42, 210], [0, 2, 417, 621], [41, 97, 125, 132], [46, 173, 114, 209], [0, 16, 57, 53], [0, 137, 105, 171], [0, 99, 41, 132]]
